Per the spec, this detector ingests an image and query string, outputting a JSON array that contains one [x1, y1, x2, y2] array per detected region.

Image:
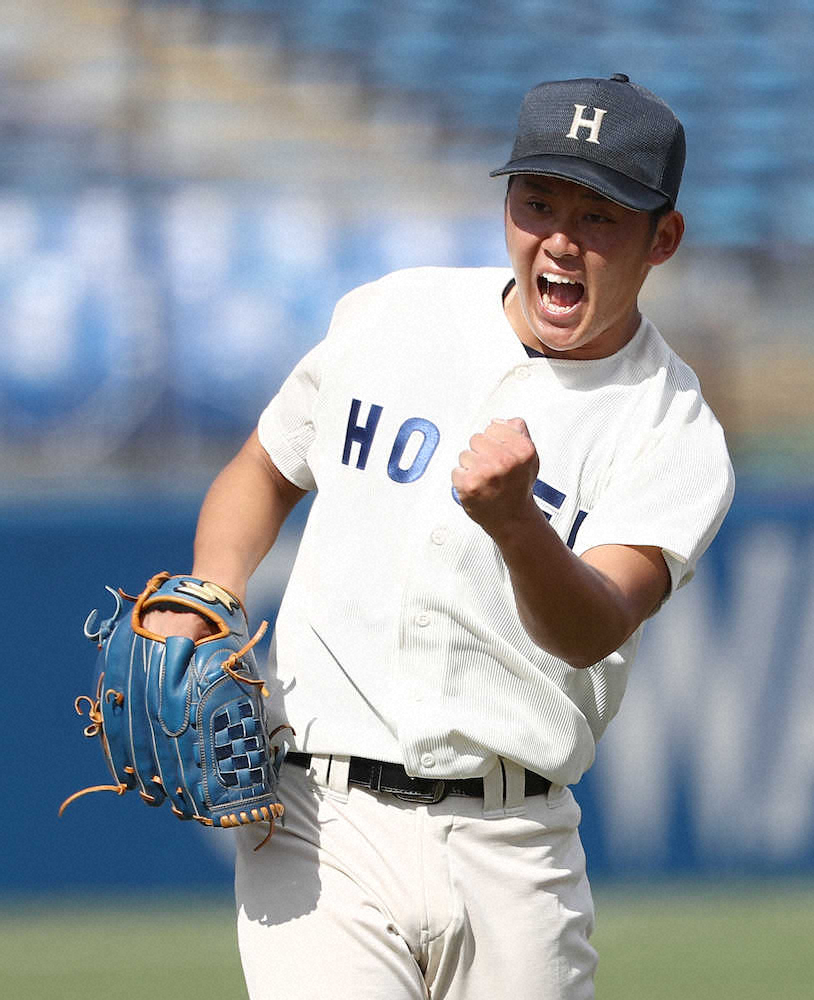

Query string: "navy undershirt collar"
[[502, 277, 546, 359]]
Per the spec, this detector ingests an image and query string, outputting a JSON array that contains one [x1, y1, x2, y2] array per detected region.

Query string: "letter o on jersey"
[[387, 418, 440, 484]]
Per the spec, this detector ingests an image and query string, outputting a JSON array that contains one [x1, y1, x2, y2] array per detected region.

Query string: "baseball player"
[[146, 75, 734, 999]]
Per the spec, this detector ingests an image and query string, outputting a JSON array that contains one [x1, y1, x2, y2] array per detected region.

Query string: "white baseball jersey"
[[257, 266, 734, 787]]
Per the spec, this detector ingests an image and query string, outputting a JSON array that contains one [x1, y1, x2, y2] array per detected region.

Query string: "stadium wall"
[[4, 486, 812, 893]]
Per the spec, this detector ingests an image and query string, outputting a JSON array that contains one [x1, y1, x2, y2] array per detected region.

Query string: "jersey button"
[[515, 365, 531, 379], [420, 752, 436, 768], [431, 528, 447, 545], [415, 612, 431, 627]]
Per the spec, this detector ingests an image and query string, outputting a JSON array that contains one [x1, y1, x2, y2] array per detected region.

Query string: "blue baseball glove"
[[61, 572, 288, 845]]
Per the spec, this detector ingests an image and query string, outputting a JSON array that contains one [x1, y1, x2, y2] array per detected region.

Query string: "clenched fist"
[[452, 418, 540, 537]]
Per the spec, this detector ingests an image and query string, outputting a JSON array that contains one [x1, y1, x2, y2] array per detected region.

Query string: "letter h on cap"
[[566, 104, 607, 145]]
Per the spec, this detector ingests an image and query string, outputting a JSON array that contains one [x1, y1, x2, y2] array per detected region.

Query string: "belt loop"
[[308, 754, 331, 787], [502, 759, 526, 812], [328, 755, 351, 794], [481, 760, 505, 816]]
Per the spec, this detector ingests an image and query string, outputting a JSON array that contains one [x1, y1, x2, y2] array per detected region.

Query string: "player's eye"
[[585, 212, 614, 224]]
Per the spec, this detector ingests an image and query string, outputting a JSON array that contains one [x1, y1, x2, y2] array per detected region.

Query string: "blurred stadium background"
[[2, 0, 813, 995]]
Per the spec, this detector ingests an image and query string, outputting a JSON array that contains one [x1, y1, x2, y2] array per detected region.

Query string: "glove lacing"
[[59, 621, 271, 815], [58, 673, 128, 816]]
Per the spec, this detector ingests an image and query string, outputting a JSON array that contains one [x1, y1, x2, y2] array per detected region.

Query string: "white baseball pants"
[[234, 756, 597, 1000]]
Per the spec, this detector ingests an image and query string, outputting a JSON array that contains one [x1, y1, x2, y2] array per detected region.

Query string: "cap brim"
[[489, 154, 671, 212]]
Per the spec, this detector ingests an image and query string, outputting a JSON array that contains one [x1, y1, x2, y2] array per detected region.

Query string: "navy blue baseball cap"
[[490, 73, 686, 211]]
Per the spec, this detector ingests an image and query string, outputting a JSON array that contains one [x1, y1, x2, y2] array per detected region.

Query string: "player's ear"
[[647, 209, 684, 266]]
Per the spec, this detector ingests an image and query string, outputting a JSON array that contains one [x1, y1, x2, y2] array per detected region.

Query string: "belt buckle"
[[393, 780, 448, 805]]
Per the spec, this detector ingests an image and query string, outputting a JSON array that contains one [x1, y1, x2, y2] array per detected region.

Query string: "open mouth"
[[538, 272, 585, 315]]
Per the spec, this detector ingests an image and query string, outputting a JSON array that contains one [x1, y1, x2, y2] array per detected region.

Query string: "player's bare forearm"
[[191, 429, 307, 602], [453, 418, 669, 668], [487, 506, 666, 667], [143, 432, 306, 642]]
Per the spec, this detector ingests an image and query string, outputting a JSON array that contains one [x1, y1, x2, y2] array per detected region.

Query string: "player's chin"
[[530, 315, 590, 354], [531, 298, 587, 337]]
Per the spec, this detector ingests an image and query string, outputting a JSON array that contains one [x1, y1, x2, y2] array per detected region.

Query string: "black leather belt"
[[285, 752, 551, 805]]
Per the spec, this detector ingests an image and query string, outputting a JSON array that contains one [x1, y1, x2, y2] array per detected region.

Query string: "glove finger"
[[147, 635, 197, 820], [97, 623, 139, 791], [159, 636, 195, 734], [127, 636, 167, 808]]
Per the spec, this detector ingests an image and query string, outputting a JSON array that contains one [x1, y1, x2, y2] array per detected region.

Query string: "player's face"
[[503, 175, 683, 359]]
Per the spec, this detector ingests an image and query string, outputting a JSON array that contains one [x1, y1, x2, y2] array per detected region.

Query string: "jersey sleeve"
[[257, 339, 325, 491], [573, 393, 735, 595], [257, 276, 391, 489]]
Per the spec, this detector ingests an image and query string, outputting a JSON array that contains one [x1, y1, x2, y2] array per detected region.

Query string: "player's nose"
[[543, 228, 580, 258]]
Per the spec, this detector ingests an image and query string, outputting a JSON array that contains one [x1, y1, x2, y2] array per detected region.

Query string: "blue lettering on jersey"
[[342, 398, 383, 470], [532, 479, 566, 520], [566, 509, 588, 550], [387, 418, 440, 484], [453, 482, 588, 550], [343, 399, 587, 547]]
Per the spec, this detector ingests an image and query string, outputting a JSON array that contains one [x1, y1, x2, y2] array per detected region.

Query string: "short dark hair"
[[648, 200, 673, 234]]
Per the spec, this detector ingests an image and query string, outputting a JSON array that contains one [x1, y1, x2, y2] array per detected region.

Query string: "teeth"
[[541, 294, 578, 314], [540, 272, 581, 314], [541, 272, 579, 284]]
